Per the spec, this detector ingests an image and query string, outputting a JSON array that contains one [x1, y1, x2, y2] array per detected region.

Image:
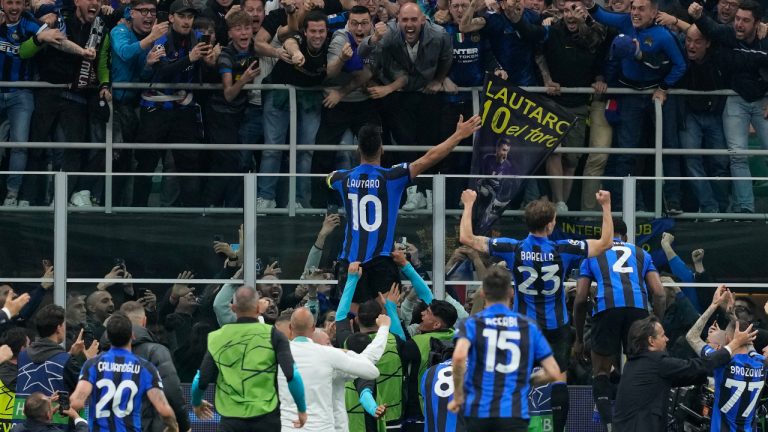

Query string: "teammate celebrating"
[[447, 267, 561, 431], [70, 312, 179, 432], [422, 359, 464, 432], [459, 189, 613, 432], [573, 218, 666, 431], [687, 286, 768, 432], [328, 115, 482, 303]]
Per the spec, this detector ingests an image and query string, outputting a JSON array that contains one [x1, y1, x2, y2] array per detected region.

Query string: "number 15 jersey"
[[456, 304, 553, 419], [327, 163, 411, 263], [80, 347, 163, 432], [489, 235, 588, 330]]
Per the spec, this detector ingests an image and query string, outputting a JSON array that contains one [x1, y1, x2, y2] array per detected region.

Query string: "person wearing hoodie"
[[15, 305, 98, 430], [120, 301, 191, 432]]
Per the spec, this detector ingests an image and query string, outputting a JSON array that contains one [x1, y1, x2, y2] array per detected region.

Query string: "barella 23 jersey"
[[702, 345, 767, 432], [327, 163, 411, 263], [488, 235, 588, 330], [80, 347, 163, 432]]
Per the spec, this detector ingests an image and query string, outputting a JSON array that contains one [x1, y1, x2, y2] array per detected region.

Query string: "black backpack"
[[427, 337, 455, 367]]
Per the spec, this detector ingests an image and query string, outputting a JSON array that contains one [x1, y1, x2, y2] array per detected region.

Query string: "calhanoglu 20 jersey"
[[80, 347, 163, 432]]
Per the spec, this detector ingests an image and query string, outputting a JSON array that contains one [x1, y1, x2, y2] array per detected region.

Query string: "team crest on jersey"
[[10, 32, 19, 41], [471, 33, 480, 42], [643, 37, 653, 46]]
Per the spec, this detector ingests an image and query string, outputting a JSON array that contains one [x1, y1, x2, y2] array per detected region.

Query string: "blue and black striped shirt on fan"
[[0, 15, 40, 87], [702, 345, 767, 432], [80, 348, 163, 432], [578, 240, 656, 315], [327, 163, 411, 263], [488, 236, 588, 330], [456, 304, 552, 419], [421, 360, 464, 432]]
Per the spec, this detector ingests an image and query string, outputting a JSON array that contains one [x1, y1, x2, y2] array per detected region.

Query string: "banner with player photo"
[[470, 74, 578, 234]]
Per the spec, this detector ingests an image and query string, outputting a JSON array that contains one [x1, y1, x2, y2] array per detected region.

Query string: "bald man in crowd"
[[278, 308, 381, 431], [85, 291, 114, 341], [358, 2, 453, 166]]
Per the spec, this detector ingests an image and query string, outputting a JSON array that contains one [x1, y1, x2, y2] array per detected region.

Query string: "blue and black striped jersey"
[[421, 360, 464, 432], [0, 15, 41, 86], [80, 348, 163, 432], [579, 240, 657, 315], [328, 163, 411, 263], [703, 345, 767, 432], [456, 304, 553, 419], [489, 235, 588, 329]]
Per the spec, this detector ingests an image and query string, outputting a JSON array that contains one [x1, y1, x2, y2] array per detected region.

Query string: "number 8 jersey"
[[489, 235, 588, 330], [327, 163, 411, 263], [702, 346, 767, 432], [80, 347, 163, 432]]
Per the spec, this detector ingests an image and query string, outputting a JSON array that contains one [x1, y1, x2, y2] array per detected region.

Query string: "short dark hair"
[[482, 266, 512, 302], [36, 305, 65, 338], [627, 316, 661, 356], [357, 124, 382, 160], [349, 5, 371, 15], [23, 393, 50, 422], [613, 218, 627, 237], [524, 199, 556, 232], [106, 312, 133, 348], [1, 327, 28, 358], [357, 299, 382, 328], [193, 16, 215, 32], [739, 0, 763, 21], [429, 300, 458, 329], [302, 9, 328, 30], [346, 332, 372, 354]]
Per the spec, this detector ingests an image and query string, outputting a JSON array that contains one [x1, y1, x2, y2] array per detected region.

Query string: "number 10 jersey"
[[327, 163, 411, 264]]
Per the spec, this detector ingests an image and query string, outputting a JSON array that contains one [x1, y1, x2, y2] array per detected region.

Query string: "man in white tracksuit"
[[278, 308, 381, 431]]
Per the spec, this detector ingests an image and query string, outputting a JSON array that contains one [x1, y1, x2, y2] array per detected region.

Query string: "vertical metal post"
[[471, 89, 480, 116], [105, 102, 114, 213], [653, 99, 663, 218], [244, 174, 258, 288], [432, 176, 446, 300], [288, 87, 297, 217], [623, 177, 637, 244], [53, 172, 68, 308]]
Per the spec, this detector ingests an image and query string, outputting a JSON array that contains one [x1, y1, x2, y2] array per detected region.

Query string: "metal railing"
[[3, 81, 768, 218], [6, 172, 768, 311], [3, 82, 768, 307]]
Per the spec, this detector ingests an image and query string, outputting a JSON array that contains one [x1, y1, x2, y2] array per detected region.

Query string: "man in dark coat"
[[614, 315, 756, 431]]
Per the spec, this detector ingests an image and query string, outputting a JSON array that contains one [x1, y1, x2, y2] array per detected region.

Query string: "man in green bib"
[[191, 285, 307, 432]]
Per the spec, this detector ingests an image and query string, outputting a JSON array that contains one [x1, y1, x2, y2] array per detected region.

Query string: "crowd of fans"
[[0, 210, 767, 430], [0, 0, 767, 213]]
